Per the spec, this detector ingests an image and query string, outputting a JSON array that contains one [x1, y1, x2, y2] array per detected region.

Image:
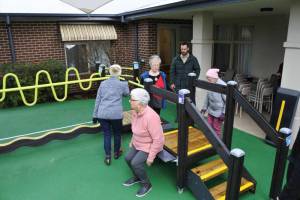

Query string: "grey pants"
[[125, 146, 150, 184]]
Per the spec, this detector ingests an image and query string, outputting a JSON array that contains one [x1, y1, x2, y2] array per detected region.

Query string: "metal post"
[[5, 15, 16, 63], [269, 128, 292, 199], [135, 22, 139, 62], [187, 73, 197, 104], [223, 81, 237, 149], [177, 89, 190, 193], [226, 148, 245, 200], [143, 77, 153, 94]]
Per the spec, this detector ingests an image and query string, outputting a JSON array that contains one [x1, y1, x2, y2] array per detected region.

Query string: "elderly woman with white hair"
[[123, 88, 165, 197], [93, 64, 129, 165], [140, 55, 167, 115]]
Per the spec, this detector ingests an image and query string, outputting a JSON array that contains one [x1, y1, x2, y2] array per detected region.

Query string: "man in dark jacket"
[[278, 127, 300, 200], [170, 42, 201, 92]]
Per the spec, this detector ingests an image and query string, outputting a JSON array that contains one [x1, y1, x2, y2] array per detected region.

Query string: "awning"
[[60, 24, 117, 41]]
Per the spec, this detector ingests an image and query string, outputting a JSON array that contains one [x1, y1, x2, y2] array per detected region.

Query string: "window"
[[213, 25, 254, 74], [64, 41, 111, 74], [65, 44, 88, 73]]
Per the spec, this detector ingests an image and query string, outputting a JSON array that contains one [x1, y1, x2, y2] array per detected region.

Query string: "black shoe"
[[104, 157, 111, 166], [136, 183, 152, 197], [114, 150, 123, 159], [123, 177, 141, 187]]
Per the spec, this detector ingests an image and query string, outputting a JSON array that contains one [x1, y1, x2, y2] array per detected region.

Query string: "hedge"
[[0, 60, 65, 108]]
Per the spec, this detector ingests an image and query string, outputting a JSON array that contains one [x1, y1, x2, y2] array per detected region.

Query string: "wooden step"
[[191, 159, 228, 182], [164, 127, 212, 156], [209, 178, 255, 200]]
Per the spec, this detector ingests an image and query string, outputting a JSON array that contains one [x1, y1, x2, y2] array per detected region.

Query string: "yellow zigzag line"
[[0, 123, 100, 147], [0, 67, 143, 106]]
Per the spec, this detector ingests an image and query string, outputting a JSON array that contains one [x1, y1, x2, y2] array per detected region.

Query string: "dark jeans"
[[279, 161, 300, 199], [99, 118, 123, 157], [125, 146, 150, 184]]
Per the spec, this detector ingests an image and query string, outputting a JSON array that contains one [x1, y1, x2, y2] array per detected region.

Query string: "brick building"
[[0, 19, 191, 75]]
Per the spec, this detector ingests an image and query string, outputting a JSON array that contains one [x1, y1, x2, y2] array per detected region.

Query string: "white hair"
[[130, 88, 150, 106], [109, 64, 122, 77], [149, 55, 161, 67]]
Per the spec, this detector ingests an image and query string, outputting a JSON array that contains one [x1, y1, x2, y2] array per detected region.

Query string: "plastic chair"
[[258, 86, 273, 113], [248, 78, 268, 109], [235, 82, 251, 117]]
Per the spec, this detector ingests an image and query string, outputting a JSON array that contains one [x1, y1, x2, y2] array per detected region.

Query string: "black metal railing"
[[142, 74, 290, 199]]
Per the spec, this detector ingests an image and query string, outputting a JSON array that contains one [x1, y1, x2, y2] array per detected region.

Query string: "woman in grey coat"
[[93, 64, 129, 165]]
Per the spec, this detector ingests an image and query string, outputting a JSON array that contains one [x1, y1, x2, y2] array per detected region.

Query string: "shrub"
[[0, 60, 65, 108]]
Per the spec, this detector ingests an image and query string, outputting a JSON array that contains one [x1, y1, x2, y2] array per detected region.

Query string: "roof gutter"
[[120, 0, 248, 21], [0, 13, 120, 22]]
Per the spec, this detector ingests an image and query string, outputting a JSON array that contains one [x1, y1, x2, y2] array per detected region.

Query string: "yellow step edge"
[[164, 129, 178, 136], [200, 165, 228, 181], [187, 144, 212, 156], [215, 180, 254, 200], [163, 126, 194, 136]]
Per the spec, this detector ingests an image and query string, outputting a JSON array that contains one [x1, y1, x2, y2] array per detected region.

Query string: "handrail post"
[[223, 81, 237, 149], [187, 73, 197, 126], [269, 128, 292, 199], [226, 148, 245, 200], [133, 61, 140, 81], [177, 89, 190, 193], [187, 73, 197, 104]]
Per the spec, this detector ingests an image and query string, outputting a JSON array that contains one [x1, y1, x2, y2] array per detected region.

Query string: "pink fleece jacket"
[[131, 106, 165, 162]]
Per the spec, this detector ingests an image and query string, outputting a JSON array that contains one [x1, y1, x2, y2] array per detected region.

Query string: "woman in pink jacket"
[[123, 88, 165, 198]]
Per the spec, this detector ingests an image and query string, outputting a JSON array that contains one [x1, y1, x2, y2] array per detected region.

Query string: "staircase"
[[163, 127, 256, 200]]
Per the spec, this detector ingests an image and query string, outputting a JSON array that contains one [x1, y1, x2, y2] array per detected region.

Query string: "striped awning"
[[60, 24, 117, 41]]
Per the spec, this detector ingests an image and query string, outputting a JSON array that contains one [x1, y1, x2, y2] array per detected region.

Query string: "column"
[[282, 0, 300, 146], [191, 12, 213, 109]]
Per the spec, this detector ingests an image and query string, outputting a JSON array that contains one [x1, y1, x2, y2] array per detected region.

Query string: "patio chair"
[[258, 86, 273, 113], [248, 78, 268, 109], [235, 83, 251, 117]]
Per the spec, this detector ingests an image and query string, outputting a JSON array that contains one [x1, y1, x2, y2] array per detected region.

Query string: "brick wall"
[[111, 20, 159, 72], [13, 22, 65, 63], [111, 23, 136, 67], [137, 20, 157, 72], [111, 20, 158, 72], [0, 22, 65, 64], [0, 23, 11, 63]]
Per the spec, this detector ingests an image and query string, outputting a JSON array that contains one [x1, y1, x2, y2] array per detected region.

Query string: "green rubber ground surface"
[[0, 98, 279, 200]]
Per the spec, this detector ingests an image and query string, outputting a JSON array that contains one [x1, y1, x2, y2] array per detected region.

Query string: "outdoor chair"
[[248, 78, 268, 109], [258, 86, 273, 113], [235, 82, 251, 118]]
